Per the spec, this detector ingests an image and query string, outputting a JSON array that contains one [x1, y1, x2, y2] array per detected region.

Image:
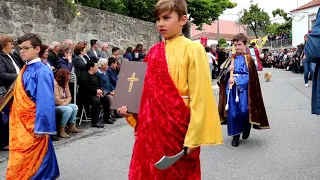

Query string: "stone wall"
[[0, 0, 160, 50]]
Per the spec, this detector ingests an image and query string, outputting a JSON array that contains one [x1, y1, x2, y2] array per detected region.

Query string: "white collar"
[[26, 58, 41, 65], [98, 69, 106, 75]]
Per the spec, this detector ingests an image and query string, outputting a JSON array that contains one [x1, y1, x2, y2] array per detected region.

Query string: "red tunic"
[[128, 42, 201, 180], [254, 47, 263, 71]]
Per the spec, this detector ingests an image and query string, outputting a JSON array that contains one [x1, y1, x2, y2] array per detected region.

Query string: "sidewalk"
[[0, 118, 128, 164]]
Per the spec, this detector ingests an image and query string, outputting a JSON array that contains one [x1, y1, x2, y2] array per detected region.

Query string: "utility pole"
[[217, 17, 220, 43]]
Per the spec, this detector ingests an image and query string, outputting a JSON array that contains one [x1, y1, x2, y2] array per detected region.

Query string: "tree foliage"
[[127, 0, 158, 21], [238, 4, 270, 38], [76, 0, 236, 29], [218, 38, 227, 45], [77, 0, 101, 9], [265, 23, 281, 35], [272, 8, 291, 21], [267, 8, 292, 35]]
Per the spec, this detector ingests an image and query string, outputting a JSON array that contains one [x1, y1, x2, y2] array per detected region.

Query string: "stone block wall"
[[0, 0, 160, 50]]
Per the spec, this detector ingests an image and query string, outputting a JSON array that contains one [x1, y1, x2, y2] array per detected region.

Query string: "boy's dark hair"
[[18, 33, 42, 47], [108, 57, 117, 66], [90, 39, 98, 47], [112, 47, 120, 53], [205, 46, 211, 52], [232, 33, 248, 44], [86, 60, 96, 70], [251, 42, 256, 46]]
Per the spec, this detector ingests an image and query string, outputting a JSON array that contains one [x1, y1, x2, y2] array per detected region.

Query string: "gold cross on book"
[[127, 73, 139, 92]]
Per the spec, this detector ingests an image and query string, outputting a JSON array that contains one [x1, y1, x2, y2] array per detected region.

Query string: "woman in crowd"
[[0, 35, 22, 151], [57, 44, 73, 72], [205, 46, 216, 79], [73, 42, 88, 79], [54, 68, 82, 138], [132, 44, 145, 61], [39, 44, 55, 72], [123, 47, 133, 61]]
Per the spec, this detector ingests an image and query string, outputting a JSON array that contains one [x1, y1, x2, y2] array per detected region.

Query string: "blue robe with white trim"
[[226, 55, 251, 136]]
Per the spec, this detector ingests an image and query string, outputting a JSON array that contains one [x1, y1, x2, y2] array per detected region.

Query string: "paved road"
[[1, 68, 320, 180]]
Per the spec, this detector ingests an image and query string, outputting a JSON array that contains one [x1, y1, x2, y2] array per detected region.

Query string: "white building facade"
[[291, 2, 319, 47]]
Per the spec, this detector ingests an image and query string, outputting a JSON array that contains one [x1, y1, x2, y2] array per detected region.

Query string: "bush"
[[218, 38, 227, 46]]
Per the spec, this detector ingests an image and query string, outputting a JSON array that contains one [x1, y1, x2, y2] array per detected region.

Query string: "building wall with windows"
[[292, 6, 319, 47], [191, 20, 247, 37]]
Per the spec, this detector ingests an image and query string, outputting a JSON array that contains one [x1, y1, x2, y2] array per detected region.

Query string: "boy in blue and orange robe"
[[6, 33, 59, 180]]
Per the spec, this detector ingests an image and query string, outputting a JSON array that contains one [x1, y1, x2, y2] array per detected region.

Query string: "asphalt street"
[[0, 68, 319, 180]]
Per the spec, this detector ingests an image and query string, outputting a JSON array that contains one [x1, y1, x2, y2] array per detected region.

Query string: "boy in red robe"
[[252, 42, 263, 71], [117, 0, 223, 179]]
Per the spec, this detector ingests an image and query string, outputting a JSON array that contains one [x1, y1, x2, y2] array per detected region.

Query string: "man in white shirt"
[[205, 46, 217, 79]]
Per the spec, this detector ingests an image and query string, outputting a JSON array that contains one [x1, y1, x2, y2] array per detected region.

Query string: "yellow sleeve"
[[184, 42, 223, 148], [125, 114, 137, 128]]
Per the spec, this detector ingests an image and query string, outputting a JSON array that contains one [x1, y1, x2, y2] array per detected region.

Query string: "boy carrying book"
[[117, 0, 223, 179]]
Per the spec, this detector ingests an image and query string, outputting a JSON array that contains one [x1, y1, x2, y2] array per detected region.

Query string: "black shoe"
[[91, 123, 105, 128], [104, 119, 114, 124], [51, 135, 61, 141], [231, 135, 240, 147], [242, 129, 251, 140]]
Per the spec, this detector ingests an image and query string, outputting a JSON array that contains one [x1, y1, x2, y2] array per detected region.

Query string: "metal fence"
[[264, 39, 292, 49]]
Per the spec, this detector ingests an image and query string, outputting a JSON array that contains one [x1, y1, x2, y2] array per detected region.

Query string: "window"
[[309, 14, 316, 30]]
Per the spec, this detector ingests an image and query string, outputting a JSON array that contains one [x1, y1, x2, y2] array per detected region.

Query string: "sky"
[[220, 0, 312, 22]]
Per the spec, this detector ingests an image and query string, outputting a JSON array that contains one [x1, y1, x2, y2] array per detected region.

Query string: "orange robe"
[[6, 61, 59, 180]]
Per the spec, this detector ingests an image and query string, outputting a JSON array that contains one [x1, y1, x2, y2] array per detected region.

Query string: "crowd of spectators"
[[0, 34, 147, 151]]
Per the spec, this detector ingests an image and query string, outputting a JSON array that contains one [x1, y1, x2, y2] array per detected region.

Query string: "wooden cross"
[[127, 73, 139, 92]]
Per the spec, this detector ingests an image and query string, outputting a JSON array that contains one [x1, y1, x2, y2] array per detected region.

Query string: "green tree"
[[238, 4, 270, 38], [128, 0, 157, 21], [269, 8, 292, 35], [265, 23, 281, 35], [100, 0, 127, 14], [272, 8, 291, 21], [77, 0, 101, 9], [218, 38, 227, 45], [76, 0, 236, 29], [187, 0, 236, 29]]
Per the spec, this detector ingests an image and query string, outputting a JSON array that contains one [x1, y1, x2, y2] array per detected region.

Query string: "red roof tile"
[[190, 32, 257, 41], [291, 0, 320, 12]]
